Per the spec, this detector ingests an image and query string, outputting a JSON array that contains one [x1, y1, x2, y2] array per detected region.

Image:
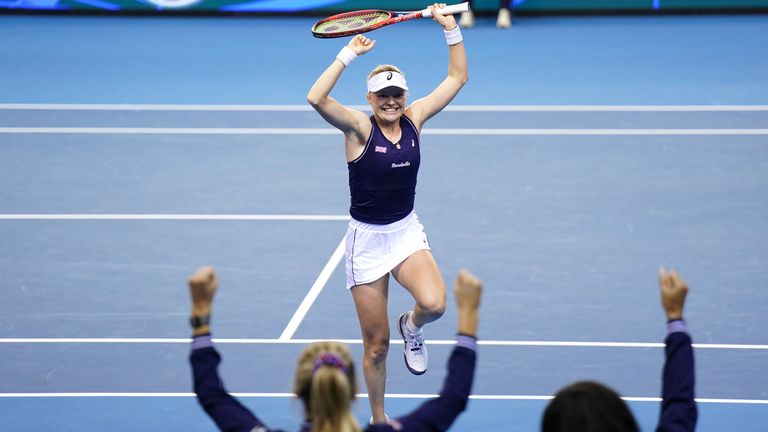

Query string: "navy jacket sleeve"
[[367, 335, 477, 432], [656, 322, 697, 432], [190, 335, 270, 432]]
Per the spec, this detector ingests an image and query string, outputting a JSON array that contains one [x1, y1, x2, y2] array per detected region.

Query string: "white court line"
[[0, 104, 320, 111], [0, 392, 765, 404], [0, 214, 350, 221], [446, 105, 768, 112], [428, 128, 768, 136], [2, 127, 768, 135], [279, 236, 347, 340], [1, 338, 766, 350], [2, 103, 768, 111], [0, 127, 338, 135]]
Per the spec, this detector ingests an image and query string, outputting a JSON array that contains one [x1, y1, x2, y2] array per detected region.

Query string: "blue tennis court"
[[1, 13, 767, 431]]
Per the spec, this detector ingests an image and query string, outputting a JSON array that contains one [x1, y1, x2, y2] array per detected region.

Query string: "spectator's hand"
[[659, 268, 687, 321], [455, 269, 482, 311], [348, 34, 375, 56], [455, 269, 481, 336], [189, 266, 217, 317], [430, 3, 458, 31]]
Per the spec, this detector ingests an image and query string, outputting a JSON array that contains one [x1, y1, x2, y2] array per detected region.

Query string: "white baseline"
[[2, 127, 768, 136], [2, 103, 768, 112], [0, 392, 765, 404], [0, 214, 350, 221], [0, 338, 766, 350]]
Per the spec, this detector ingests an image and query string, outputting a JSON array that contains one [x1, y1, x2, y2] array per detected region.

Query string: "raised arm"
[[307, 35, 374, 141], [388, 270, 481, 432], [657, 269, 697, 432], [188, 267, 268, 432], [407, 3, 469, 130]]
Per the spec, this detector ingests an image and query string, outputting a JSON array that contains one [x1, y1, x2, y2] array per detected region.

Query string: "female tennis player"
[[306, 3, 468, 423], [189, 266, 482, 432]]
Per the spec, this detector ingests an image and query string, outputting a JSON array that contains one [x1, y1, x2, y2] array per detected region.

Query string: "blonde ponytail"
[[294, 342, 360, 432], [310, 366, 357, 432]]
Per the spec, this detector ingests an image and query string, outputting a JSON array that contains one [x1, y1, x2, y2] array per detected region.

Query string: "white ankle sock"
[[405, 312, 421, 333]]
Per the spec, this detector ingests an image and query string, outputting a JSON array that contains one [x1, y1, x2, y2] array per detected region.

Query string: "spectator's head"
[[294, 341, 359, 432], [542, 381, 640, 432]]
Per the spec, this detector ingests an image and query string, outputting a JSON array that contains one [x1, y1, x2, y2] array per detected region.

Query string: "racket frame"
[[311, 2, 468, 39]]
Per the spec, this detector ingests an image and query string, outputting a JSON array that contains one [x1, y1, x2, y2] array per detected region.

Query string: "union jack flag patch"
[[375, 146, 387, 154]]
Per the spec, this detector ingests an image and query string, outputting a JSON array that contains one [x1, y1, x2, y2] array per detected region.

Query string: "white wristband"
[[444, 26, 463, 46], [336, 46, 357, 67]]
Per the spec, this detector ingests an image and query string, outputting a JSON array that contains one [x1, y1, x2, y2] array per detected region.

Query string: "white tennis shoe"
[[397, 311, 428, 375]]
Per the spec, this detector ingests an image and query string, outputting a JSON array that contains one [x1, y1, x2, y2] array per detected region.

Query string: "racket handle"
[[421, 2, 469, 18]]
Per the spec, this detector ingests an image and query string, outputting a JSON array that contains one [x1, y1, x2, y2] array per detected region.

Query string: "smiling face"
[[367, 86, 407, 125]]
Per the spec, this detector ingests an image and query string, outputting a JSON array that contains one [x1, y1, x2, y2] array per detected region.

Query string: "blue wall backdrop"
[[2, 0, 768, 13]]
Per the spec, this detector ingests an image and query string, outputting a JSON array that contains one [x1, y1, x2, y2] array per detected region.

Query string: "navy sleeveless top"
[[348, 115, 421, 224]]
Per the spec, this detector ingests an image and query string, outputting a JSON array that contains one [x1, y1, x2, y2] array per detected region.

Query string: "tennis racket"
[[311, 2, 469, 39]]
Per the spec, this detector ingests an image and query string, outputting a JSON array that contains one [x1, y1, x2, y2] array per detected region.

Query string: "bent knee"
[[363, 337, 390, 364], [419, 296, 446, 318]]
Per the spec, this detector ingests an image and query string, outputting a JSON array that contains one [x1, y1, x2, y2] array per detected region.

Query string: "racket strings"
[[315, 11, 390, 34]]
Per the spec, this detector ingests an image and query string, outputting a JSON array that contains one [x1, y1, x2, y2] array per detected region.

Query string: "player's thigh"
[[391, 250, 446, 307], [351, 274, 391, 339]]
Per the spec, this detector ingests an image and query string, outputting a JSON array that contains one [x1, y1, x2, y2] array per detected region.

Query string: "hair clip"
[[313, 353, 349, 375]]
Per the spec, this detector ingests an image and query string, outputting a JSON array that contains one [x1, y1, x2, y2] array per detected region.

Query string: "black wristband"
[[190, 315, 210, 329]]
